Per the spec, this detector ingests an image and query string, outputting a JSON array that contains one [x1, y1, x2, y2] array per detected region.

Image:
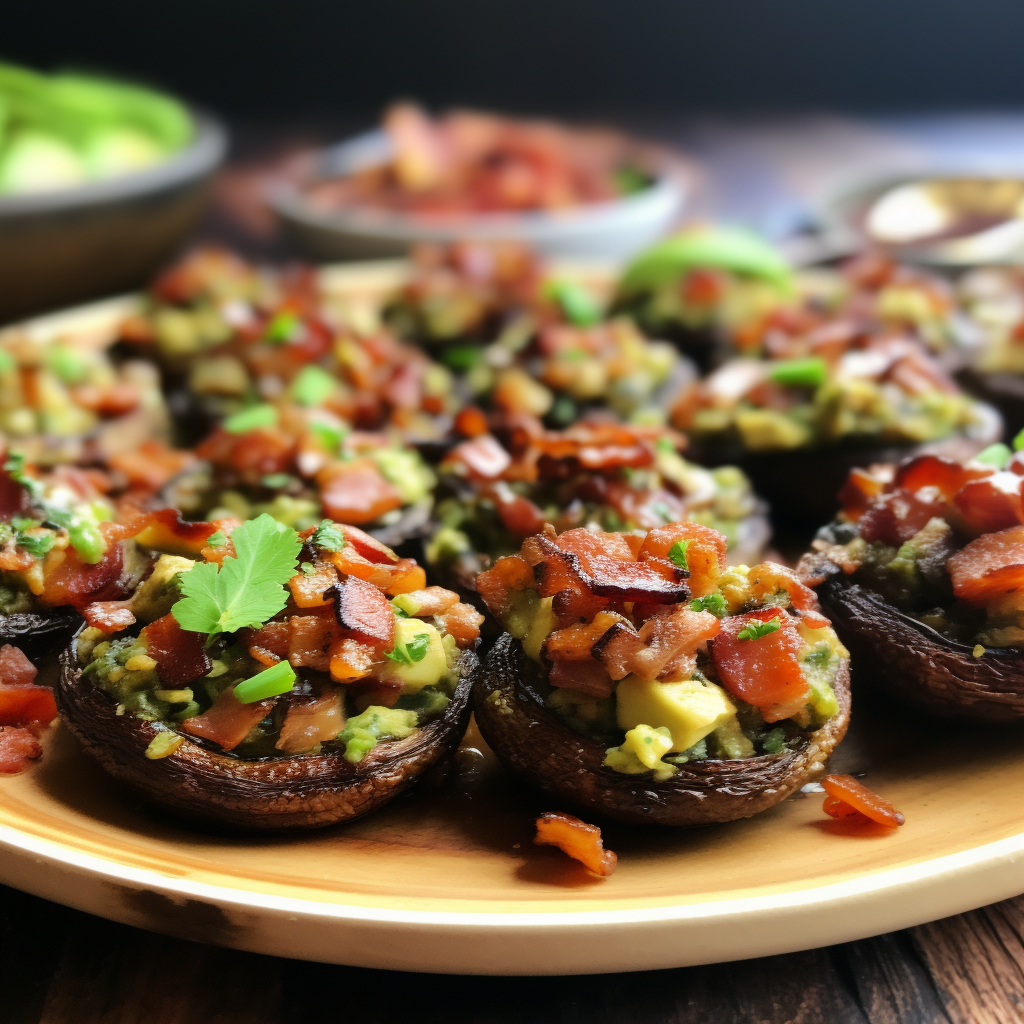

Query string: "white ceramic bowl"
[[270, 130, 687, 262]]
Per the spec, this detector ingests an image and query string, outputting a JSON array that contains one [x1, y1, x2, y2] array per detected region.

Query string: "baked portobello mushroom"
[[159, 402, 437, 551], [800, 447, 1024, 722], [56, 514, 483, 830], [673, 335, 1001, 530], [472, 521, 851, 826]]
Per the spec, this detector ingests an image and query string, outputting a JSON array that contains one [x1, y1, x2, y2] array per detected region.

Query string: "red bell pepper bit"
[[821, 774, 905, 828], [709, 608, 809, 723]]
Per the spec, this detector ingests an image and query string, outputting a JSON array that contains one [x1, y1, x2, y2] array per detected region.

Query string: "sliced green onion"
[[440, 345, 483, 371], [545, 279, 601, 327], [1013, 428, 1024, 452], [233, 660, 296, 704], [975, 442, 1012, 469], [224, 403, 277, 434], [264, 311, 300, 344], [68, 520, 106, 564], [768, 357, 827, 388], [46, 344, 88, 384], [292, 364, 337, 407], [0, 350, 16, 373], [310, 420, 347, 454]]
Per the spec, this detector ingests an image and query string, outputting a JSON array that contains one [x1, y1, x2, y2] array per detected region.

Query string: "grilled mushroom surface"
[[58, 638, 476, 830], [474, 635, 850, 826]]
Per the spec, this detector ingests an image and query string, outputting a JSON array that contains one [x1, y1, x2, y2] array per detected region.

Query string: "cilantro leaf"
[[737, 616, 781, 641], [224, 404, 278, 435], [172, 514, 302, 638], [206, 530, 227, 548], [668, 539, 690, 570], [300, 561, 316, 576], [312, 519, 346, 552], [386, 632, 430, 665], [690, 593, 728, 617], [4, 452, 43, 500], [292, 365, 337, 407]]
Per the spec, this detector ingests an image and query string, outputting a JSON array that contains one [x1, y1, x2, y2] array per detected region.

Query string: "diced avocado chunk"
[[129, 554, 194, 622], [503, 592, 557, 662], [709, 716, 756, 759], [734, 408, 812, 450], [371, 448, 436, 505], [339, 706, 418, 763], [615, 674, 738, 752], [380, 617, 448, 692], [604, 724, 677, 781]]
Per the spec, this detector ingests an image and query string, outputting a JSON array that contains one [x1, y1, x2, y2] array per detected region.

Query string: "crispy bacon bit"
[[0, 686, 57, 728], [289, 563, 339, 608], [329, 637, 379, 682], [548, 659, 614, 698], [892, 454, 987, 500], [445, 434, 512, 480], [82, 601, 136, 633], [534, 811, 617, 877], [709, 608, 809, 722], [638, 523, 727, 597], [953, 473, 1024, 536], [397, 587, 460, 616], [856, 490, 945, 547], [454, 405, 489, 438], [0, 645, 37, 687], [947, 526, 1024, 607], [142, 613, 213, 687], [108, 441, 194, 496], [545, 611, 628, 661], [287, 614, 335, 672], [821, 774, 905, 828], [181, 688, 276, 751], [0, 726, 43, 774], [434, 602, 484, 648], [330, 576, 396, 650], [276, 692, 345, 754], [317, 459, 403, 524], [596, 606, 720, 682], [247, 621, 289, 666], [40, 544, 127, 611], [133, 507, 222, 556]]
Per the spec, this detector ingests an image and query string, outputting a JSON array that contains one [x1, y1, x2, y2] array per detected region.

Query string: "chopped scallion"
[[233, 660, 296, 704]]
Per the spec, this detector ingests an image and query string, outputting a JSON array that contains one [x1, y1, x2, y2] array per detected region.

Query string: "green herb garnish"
[[292, 364, 337, 407], [310, 420, 347, 454], [261, 473, 293, 489], [263, 311, 300, 344], [46, 344, 88, 384], [975, 443, 1012, 469], [0, 350, 16, 373], [300, 561, 316, 576], [233, 660, 296, 703], [440, 345, 483, 371], [171, 513, 301, 640], [667, 539, 690, 570], [737, 616, 781, 641], [768, 357, 827, 389], [3, 451, 43, 500], [690, 593, 728, 617], [224, 404, 278, 435], [386, 632, 431, 665], [206, 530, 227, 548], [545, 279, 601, 327], [1014, 428, 1024, 452], [312, 519, 346, 552]]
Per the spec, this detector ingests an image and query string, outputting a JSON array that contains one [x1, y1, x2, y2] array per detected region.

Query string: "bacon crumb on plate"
[[534, 811, 617, 877], [821, 774, 905, 829]]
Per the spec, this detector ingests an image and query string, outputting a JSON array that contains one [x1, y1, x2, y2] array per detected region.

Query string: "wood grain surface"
[[6, 880, 1024, 1023]]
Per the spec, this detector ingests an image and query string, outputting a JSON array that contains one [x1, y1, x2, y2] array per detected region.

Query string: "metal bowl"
[[0, 112, 227, 324], [270, 129, 686, 262]]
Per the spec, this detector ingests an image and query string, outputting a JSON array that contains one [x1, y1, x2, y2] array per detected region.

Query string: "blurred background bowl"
[[0, 111, 227, 324], [269, 129, 687, 262]]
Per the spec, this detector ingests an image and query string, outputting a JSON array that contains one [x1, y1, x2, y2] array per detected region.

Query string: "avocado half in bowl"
[[0, 111, 226, 324]]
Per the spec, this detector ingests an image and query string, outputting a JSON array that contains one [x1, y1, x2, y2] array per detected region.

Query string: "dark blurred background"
[[5, 0, 1024, 118]]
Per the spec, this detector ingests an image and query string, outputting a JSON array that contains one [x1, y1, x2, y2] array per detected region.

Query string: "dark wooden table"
[[6, 113, 1024, 1023]]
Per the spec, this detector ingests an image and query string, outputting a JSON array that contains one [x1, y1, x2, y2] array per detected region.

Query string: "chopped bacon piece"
[[82, 601, 136, 633], [545, 611, 628, 661], [948, 526, 1024, 607], [746, 562, 826, 622], [637, 523, 727, 597], [331, 575, 396, 650], [0, 686, 57, 727], [548, 659, 614, 698], [0, 645, 37, 687], [353, 680, 403, 711], [40, 544, 126, 611], [317, 459, 404, 524], [287, 614, 335, 672], [709, 608, 809, 722], [495, 492, 547, 537], [329, 637, 379, 682], [534, 811, 617, 877], [276, 692, 345, 754], [289, 564, 339, 608], [821, 774, 905, 828], [108, 441, 194, 495], [434, 602, 483, 648], [857, 490, 945, 547], [133, 507, 221, 556], [0, 726, 43, 774], [247, 621, 289, 666], [454, 405, 490, 439], [0, 547, 34, 572], [71, 382, 140, 416], [595, 607, 720, 682], [142, 613, 212, 687], [556, 526, 636, 564], [397, 587, 460, 616], [892, 454, 988, 500], [953, 472, 1024, 536], [181, 688, 276, 751], [335, 524, 400, 563], [838, 466, 890, 519], [445, 434, 511, 480]]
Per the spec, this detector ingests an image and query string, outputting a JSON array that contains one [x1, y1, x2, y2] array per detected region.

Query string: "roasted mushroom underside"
[[56, 640, 477, 830], [473, 634, 851, 827], [0, 608, 83, 661], [813, 561, 1024, 723]]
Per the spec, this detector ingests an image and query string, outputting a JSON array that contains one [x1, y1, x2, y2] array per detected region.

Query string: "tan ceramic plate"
[[2, 267, 1024, 975]]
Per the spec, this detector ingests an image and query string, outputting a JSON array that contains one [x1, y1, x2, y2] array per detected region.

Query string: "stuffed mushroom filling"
[[73, 515, 482, 762], [809, 444, 1024, 648], [429, 421, 767, 583], [476, 522, 845, 781]]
